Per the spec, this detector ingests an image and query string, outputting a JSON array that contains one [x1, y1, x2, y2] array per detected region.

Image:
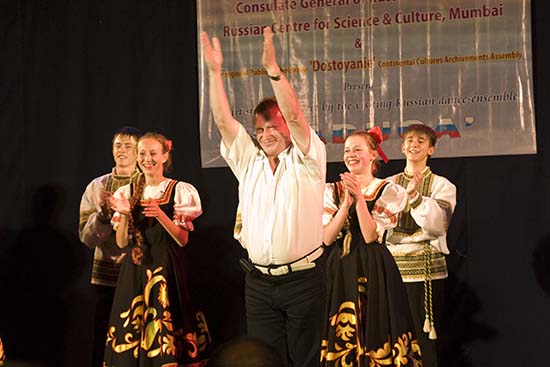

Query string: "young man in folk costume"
[[385, 124, 457, 367], [78, 126, 142, 367]]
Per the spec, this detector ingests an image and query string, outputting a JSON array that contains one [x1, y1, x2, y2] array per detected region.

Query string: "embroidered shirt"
[[385, 167, 456, 282], [79, 168, 141, 286]]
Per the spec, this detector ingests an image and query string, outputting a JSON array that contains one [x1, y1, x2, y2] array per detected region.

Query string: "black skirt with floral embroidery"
[[321, 187, 421, 367], [104, 185, 210, 367]]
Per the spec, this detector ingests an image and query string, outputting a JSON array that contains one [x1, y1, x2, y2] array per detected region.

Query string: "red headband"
[[367, 126, 389, 163]]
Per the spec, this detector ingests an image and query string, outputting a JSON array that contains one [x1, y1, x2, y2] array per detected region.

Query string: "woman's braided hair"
[[128, 173, 146, 265], [127, 132, 173, 265]]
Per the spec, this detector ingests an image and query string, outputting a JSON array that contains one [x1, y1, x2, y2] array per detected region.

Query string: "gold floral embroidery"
[[324, 302, 359, 366], [196, 311, 211, 352], [158, 282, 169, 309], [364, 340, 393, 365], [393, 332, 422, 366], [106, 267, 182, 359], [358, 277, 368, 294], [322, 297, 421, 367], [161, 334, 176, 356], [182, 332, 199, 359]]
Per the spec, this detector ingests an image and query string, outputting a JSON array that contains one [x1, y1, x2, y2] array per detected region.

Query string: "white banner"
[[197, 0, 536, 168]]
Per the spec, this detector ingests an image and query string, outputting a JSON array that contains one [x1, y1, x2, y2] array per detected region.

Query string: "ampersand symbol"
[[383, 13, 392, 25], [354, 38, 362, 49]]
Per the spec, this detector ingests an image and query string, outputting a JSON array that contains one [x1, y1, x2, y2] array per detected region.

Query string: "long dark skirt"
[[321, 240, 422, 367], [103, 236, 210, 367]]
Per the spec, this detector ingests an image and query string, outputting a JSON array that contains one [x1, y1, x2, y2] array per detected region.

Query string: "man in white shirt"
[[202, 28, 327, 367]]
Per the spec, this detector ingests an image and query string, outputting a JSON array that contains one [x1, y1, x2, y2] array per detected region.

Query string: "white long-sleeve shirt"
[[385, 167, 456, 282]]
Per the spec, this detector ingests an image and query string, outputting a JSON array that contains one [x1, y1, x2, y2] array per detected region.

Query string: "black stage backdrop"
[[1, 1, 549, 366]]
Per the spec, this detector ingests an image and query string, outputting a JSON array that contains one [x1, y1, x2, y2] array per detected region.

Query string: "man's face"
[[254, 109, 291, 158], [401, 132, 435, 163], [112, 135, 138, 171]]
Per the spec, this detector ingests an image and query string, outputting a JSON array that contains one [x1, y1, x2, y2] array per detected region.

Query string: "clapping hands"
[[109, 192, 131, 216], [340, 172, 362, 206], [405, 171, 423, 198]]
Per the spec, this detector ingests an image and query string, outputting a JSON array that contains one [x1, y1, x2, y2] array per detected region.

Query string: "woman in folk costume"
[[0, 337, 5, 366], [321, 127, 422, 367], [105, 132, 210, 367]]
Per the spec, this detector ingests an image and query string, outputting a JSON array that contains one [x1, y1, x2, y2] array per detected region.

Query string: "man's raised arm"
[[261, 27, 311, 155], [201, 32, 241, 149]]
